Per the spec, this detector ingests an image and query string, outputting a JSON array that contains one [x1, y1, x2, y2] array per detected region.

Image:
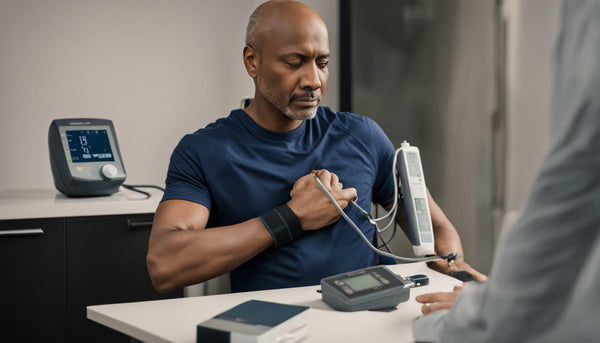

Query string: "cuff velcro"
[[260, 204, 303, 247]]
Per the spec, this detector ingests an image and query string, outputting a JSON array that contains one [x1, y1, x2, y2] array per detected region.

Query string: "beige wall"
[[0, 0, 339, 191]]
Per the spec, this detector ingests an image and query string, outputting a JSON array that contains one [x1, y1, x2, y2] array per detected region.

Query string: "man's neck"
[[243, 97, 303, 133]]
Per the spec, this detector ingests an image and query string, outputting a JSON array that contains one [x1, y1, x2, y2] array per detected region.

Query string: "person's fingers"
[[421, 301, 455, 315], [338, 187, 357, 202], [453, 285, 464, 292], [415, 291, 458, 304], [330, 173, 342, 190], [315, 170, 333, 191], [466, 267, 488, 282], [453, 260, 488, 282]]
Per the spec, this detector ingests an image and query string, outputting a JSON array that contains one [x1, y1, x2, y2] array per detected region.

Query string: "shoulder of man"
[[177, 111, 238, 145], [319, 106, 385, 141], [319, 106, 378, 129]]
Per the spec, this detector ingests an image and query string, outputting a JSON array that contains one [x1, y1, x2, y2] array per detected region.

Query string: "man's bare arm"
[[147, 200, 273, 293], [385, 189, 487, 281], [147, 170, 357, 293]]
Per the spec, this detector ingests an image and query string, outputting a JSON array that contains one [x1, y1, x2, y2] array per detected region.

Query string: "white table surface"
[[88, 262, 462, 343], [0, 187, 162, 220]]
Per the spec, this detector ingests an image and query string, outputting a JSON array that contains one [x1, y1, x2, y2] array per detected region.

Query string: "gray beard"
[[259, 80, 319, 121], [283, 107, 318, 121]]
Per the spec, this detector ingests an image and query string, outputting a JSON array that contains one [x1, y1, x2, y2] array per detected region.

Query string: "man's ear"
[[243, 45, 259, 79]]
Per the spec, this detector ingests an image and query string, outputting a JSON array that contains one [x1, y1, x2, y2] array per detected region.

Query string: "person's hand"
[[415, 284, 465, 315], [428, 258, 488, 282], [418, 191, 488, 282], [287, 169, 357, 231]]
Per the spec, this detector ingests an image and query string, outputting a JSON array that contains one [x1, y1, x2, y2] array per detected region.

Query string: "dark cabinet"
[[0, 218, 67, 342], [66, 214, 181, 342], [0, 213, 183, 343]]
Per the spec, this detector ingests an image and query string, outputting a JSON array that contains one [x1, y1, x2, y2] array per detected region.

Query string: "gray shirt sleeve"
[[413, 1, 600, 342]]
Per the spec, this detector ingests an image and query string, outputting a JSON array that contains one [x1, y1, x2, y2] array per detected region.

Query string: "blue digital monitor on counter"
[[48, 118, 127, 197], [65, 129, 115, 163]]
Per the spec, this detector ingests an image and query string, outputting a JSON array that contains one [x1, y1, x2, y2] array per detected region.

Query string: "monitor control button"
[[101, 164, 119, 179]]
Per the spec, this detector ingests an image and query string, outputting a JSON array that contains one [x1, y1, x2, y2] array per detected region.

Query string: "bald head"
[[245, 0, 327, 51], [242, 0, 330, 123]]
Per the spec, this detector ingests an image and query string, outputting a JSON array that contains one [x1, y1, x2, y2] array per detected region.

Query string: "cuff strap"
[[260, 204, 303, 247]]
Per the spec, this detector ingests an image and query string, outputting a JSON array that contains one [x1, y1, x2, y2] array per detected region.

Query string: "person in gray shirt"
[[412, 1, 600, 341]]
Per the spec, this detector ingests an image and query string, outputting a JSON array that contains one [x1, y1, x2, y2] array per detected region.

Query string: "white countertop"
[[0, 187, 162, 220], [88, 262, 462, 343]]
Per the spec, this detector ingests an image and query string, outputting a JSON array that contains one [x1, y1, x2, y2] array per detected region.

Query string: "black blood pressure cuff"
[[260, 204, 303, 247]]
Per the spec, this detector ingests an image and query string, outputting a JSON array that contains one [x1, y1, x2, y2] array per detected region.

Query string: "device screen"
[[343, 273, 383, 292], [414, 197, 433, 242], [66, 130, 115, 163], [407, 152, 422, 177]]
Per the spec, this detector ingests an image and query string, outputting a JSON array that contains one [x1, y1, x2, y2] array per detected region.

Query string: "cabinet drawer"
[[66, 213, 182, 342], [0, 218, 66, 341]]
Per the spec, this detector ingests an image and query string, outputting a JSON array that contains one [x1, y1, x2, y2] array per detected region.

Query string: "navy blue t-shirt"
[[162, 106, 396, 292]]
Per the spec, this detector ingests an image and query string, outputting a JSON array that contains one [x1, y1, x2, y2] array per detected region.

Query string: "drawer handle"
[[127, 220, 153, 230], [0, 228, 44, 237]]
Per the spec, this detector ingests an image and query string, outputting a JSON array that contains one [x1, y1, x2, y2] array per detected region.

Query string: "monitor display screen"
[[66, 129, 114, 163], [343, 273, 383, 292], [407, 152, 422, 177]]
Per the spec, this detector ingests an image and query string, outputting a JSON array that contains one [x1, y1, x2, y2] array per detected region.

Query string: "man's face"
[[254, 16, 329, 120]]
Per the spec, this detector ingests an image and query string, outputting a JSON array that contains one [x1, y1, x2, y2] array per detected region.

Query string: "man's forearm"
[[385, 189, 463, 255], [147, 217, 273, 293]]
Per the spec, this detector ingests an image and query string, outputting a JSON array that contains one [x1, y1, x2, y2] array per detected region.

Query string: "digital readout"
[[66, 130, 114, 163], [343, 273, 383, 292]]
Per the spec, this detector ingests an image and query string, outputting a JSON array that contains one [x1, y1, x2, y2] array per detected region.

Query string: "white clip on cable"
[[313, 174, 457, 263]]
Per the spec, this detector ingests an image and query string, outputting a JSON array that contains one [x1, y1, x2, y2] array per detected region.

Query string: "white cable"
[[313, 174, 445, 263], [347, 148, 403, 234]]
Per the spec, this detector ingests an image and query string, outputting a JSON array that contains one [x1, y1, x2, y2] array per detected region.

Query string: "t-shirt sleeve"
[[365, 117, 396, 207], [161, 135, 213, 210]]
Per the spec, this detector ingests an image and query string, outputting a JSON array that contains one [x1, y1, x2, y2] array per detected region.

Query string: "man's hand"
[[415, 284, 465, 315], [428, 258, 488, 282], [421, 190, 488, 282], [287, 169, 357, 231]]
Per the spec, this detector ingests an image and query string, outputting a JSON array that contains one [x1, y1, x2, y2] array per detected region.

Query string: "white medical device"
[[314, 140, 455, 263], [397, 141, 435, 256], [315, 140, 458, 311]]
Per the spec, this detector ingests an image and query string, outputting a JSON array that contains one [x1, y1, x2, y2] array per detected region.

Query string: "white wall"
[[0, 0, 339, 191]]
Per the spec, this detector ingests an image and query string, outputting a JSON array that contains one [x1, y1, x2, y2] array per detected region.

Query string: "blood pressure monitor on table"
[[317, 141, 459, 312], [48, 118, 127, 197]]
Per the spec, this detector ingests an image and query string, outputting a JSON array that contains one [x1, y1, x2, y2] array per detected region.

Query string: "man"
[[146, 0, 483, 294], [413, 1, 600, 341]]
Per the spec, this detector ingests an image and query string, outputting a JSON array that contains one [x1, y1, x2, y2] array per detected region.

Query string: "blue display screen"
[[66, 130, 114, 163]]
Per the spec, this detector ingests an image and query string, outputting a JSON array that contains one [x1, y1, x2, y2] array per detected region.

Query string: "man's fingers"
[[338, 187, 357, 202], [467, 268, 488, 282], [311, 170, 356, 209], [330, 173, 341, 190], [315, 170, 333, 191], [421, 301, 454, 315], [453, 260, 488, 282]]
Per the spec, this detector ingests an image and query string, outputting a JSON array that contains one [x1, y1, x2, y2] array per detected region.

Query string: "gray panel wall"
[[351, 0, 496, 272], [504, 0, 560, 216], [350, 0, 561, 273]]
